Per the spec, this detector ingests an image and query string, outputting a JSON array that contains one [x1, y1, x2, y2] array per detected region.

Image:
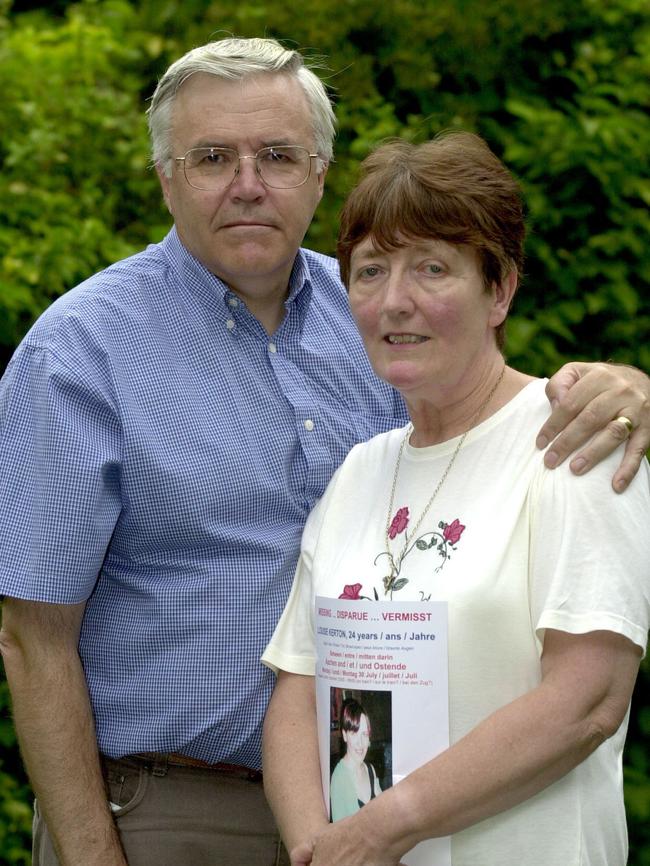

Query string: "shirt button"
[[226, 319, 235, 330], [228, 297, 239, 308], [304, 419, 315, 431], [268, 342, 277, 353]]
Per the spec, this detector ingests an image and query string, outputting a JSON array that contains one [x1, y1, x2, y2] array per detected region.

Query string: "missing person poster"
[[315, 596, 451, 866]]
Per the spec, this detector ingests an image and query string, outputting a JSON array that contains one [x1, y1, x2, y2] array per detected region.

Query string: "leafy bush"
[[0, 678, 31, 863], [1, 0, 649, 862], [0, 0, 166, 366]]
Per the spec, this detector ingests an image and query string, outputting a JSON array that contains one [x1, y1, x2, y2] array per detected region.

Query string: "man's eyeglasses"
[[174, 145, 320, 191]]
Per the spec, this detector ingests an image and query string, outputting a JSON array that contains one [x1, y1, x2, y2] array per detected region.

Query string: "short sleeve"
[[529, 450, 650, 656], [0, 338, 123, 602]]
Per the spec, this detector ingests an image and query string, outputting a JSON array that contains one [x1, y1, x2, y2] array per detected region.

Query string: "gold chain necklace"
[[385, 366, 506, 572]]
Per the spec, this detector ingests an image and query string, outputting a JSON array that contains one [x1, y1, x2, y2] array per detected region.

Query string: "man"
[[0, 37, 648, 866]]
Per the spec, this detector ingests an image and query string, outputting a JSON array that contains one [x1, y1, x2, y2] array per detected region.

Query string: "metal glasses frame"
[[173, 145, 320, 190]]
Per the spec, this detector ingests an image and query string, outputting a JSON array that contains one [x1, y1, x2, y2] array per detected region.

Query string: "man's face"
[[158, 72, 327, 325]]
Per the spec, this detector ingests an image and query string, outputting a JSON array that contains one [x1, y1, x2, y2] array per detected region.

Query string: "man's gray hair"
[[148, 37, 336, 176]]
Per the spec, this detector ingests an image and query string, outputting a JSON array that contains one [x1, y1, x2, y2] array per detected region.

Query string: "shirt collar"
[[162, 227, 228, 312], [285, 252, 312, 306]]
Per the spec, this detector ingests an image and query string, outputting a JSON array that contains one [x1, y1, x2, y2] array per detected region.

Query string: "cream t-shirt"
[[263, 379, 650, 865]]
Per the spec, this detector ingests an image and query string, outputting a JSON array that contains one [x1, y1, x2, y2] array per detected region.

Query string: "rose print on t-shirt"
[[337, 511, 466, 601], [388, 506, 410, 539], [442, 518, 465, 545], [338, 583, 363, 600], [377, 509, 466, 599]]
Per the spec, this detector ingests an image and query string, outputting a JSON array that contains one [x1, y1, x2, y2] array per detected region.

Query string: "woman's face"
[[343, 713, 370, 765], [348, 237, 511, 406]]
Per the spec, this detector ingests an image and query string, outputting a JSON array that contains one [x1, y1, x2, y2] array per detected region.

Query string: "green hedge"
[[1, 0, 649, 861]]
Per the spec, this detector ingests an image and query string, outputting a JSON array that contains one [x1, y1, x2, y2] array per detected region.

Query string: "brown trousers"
[[32, 754, 290, 866]]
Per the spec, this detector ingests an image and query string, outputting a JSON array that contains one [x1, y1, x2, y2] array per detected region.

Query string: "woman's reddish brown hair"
[[337, 131, 526, 349]]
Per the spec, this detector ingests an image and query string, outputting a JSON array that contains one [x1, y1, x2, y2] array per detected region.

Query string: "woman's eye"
[[358, 266, 381, 279], [424, 263, 443, 275]]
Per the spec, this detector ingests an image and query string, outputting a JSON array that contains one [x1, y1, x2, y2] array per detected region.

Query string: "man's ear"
[[489, 268, 518, 328], [316, 161, 328, 200], [156, 163, 174, 215]]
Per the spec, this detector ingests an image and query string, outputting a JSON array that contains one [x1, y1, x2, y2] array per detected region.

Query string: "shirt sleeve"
[[529, 450, 650, 656], [0, 336, 123, 603]]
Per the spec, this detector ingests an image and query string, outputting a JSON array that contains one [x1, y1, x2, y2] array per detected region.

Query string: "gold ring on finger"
[[614, 415, 634, 435]]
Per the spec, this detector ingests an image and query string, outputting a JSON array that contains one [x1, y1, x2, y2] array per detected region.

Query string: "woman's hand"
[[306, 815, 407, 866], [537, 361, 650, 491]]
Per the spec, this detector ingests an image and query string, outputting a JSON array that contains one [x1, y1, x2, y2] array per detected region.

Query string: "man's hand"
[[290, 840, 315, 866], [536, 362, 650, 492]]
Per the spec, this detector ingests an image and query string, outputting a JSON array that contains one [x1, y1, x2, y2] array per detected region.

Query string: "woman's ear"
[[489, 268, 518, 328]]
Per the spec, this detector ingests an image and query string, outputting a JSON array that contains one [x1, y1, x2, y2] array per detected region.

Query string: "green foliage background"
[[0, 0, 649, 862]]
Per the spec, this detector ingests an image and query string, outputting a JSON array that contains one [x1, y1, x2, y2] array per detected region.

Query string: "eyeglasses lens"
[[183, 146, 312, 190]]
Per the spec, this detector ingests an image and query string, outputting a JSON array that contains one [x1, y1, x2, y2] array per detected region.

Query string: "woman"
[[261, 132, 650, 866], [330, 698, 382, 821]]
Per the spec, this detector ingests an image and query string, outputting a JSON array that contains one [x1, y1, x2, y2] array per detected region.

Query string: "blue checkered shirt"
[[0, 228, 408, 768]]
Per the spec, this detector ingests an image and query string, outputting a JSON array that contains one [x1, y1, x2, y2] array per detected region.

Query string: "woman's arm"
[[303, 628, 641, 866], [262, 671, 329, 859]]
